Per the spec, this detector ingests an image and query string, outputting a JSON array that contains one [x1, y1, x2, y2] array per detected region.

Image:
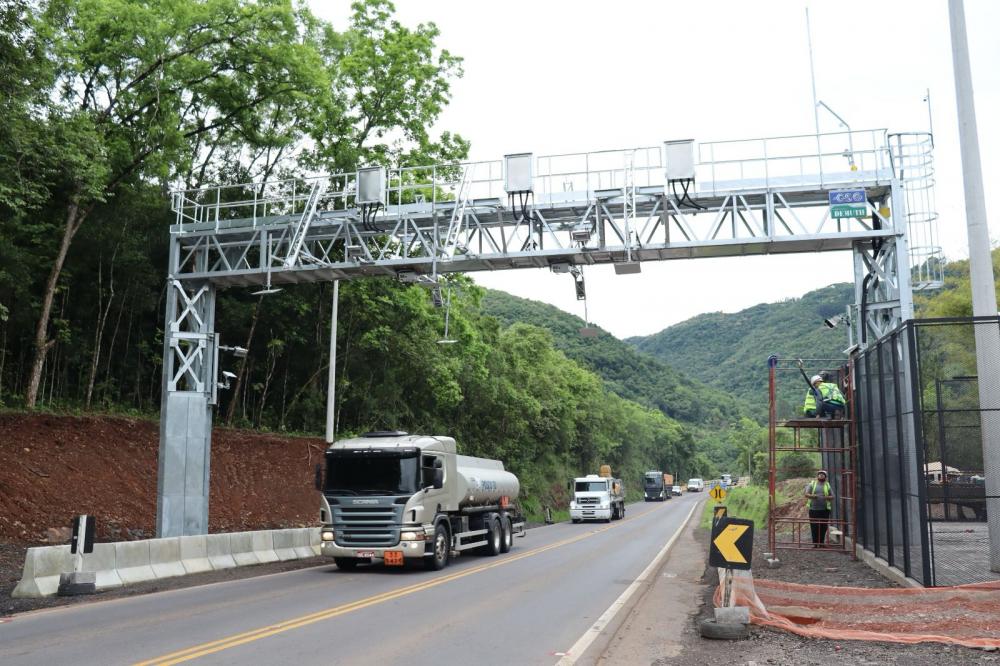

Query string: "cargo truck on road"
[[570, 470, 625, 522], [318, 432, 525, 571], [643, 471, 673, 501]]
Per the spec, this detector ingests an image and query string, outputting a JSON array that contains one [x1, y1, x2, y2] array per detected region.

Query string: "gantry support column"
[[156, 234, 217, 537]]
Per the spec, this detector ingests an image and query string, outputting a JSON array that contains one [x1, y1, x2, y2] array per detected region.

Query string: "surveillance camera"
[[824, 318, 837, 329], [222, 370, 237, 380]]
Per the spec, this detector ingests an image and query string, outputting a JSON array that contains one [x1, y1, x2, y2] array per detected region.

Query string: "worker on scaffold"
[[805, 470, 833, 547], [803, 373, 846, 419]]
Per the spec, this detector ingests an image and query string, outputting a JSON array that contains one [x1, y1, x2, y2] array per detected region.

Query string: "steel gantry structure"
[[157, 128, 940, 536]]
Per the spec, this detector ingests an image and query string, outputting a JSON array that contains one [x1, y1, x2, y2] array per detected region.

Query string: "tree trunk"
[[225, 297, 262, 425], [85, 258, 116, 408], [26, 201, 84, 408]]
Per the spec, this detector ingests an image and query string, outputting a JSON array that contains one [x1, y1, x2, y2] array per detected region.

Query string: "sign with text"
[[828, 188, 868, 219]]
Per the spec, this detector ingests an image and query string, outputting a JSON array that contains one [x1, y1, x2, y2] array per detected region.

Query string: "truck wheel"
[[571, 518, 580, 524], [334, 557, 358, 570], [424, 523, 450, 571], [500, 515, 513, 553], [621, 503, 626, 517], [483, 517, 502, 556]]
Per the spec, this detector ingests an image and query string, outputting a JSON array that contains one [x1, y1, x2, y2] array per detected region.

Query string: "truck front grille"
[[331, 503, 402, 548], [578, 497, 599, 506]]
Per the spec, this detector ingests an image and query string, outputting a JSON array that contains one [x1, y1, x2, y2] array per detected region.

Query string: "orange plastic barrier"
[[716, 574, 1000, 648]]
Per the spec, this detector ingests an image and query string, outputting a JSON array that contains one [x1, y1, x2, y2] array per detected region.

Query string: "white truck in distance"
[[570, 473, 626, 522], [687, 478, 705, 492], [318, 432, 525, 571]]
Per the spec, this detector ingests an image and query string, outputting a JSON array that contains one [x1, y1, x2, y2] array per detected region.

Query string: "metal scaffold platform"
[[157, 128, 939, 537], [767, 356, 858, 558]]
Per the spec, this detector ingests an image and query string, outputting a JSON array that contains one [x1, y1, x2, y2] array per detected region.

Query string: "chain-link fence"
[[856, 317, 1000, 586]]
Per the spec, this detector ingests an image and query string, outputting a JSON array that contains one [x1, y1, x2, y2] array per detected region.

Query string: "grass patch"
[[699, 485, 783, 530]]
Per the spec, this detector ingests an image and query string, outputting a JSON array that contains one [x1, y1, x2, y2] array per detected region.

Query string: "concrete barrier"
[[230, 532, 260, 567], [309, 527, 322, 556], [205, 533, 236, 570], [149, 538, 186, 580], [13, 526, 324, 597], [272, 529, 298, 561], [293, 529, 315, 559], [80, 542, 123, 590], [178, 535, 212, 574], [251, 530, 279, 564], [115, 540, 156, 584], [11, 545, 73, 598]]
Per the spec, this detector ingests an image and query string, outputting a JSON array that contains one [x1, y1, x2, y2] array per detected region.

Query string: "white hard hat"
[[811, 375, 823, 384]]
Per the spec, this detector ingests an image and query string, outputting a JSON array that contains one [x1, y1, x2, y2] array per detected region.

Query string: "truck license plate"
[[357, 551, 375, 559], [384, 551, 404, 566]]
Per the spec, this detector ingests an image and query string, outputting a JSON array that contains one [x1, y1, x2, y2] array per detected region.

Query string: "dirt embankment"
[[0, 412, 325, 544]]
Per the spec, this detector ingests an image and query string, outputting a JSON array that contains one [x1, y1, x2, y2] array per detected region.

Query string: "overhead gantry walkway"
[[156, 128, 940, 537]]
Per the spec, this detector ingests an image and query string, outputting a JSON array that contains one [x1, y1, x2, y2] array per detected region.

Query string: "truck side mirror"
[[314, 463, 323, 491], [433, 468, 444, 490]]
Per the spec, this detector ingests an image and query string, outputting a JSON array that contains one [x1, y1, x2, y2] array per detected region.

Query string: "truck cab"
[[318, 432, 524, 571], [570, 474, 625, 522], [643, 471, 667, 501]]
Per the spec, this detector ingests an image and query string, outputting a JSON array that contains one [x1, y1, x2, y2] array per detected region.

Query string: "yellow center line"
[[136, 502, 668, 665]]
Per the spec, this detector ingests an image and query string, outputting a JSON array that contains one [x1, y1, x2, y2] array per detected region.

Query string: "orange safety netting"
[[715, 572, 1000, 648]]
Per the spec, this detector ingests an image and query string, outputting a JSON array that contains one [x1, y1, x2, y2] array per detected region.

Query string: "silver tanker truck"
[[318, 431, 525, 570]]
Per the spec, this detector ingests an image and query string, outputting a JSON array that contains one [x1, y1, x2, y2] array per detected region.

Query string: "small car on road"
[[671, 485, 682, 496]]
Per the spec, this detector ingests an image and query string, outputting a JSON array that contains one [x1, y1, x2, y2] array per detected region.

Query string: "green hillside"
[[626, 283, 855, 416], [481, 290, 746, 429]]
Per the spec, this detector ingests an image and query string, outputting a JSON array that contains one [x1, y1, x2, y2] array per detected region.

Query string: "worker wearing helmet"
[[805, 470, 833, 547], [803, 374, 846, 418]]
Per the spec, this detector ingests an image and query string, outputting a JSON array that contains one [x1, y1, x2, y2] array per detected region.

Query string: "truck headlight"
[[321, 530, 335, 542], [400, 531, 425, 541], [600, 502, 609, 509], [570, 501, 576, 509]]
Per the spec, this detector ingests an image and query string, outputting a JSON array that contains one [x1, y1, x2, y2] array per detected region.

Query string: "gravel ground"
[[670, 527, 998, 665]]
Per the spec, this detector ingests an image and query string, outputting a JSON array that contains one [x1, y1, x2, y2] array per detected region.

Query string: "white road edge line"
[[556, 500, 701, 666]]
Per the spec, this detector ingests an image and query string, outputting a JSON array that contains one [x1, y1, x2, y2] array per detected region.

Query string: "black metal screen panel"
[[856, 317, 1000, 586]]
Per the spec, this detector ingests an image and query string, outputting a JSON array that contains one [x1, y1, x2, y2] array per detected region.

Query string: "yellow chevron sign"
[[709, 485, 726, 501], [709, 517, 754, 570]]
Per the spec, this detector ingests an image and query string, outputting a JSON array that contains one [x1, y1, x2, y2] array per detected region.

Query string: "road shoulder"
[[591, 501, 707, 665]]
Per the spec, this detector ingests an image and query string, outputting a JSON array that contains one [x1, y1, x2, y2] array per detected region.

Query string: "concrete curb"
[[12, 526, 323, 598]]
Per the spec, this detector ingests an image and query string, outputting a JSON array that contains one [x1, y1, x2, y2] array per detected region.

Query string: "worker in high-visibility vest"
[[803, 374, 846, 418], [805, 470, 833, 547]]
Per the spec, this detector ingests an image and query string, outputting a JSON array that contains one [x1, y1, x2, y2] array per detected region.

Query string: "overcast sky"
[[310, 0, 999, 339]]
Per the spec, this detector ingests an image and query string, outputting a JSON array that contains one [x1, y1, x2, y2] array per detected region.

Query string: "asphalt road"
[[0, 494, 702, 665]]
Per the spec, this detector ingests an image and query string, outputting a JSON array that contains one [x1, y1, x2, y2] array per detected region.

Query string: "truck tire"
[[483, 517, 502, 556], [424, 523, 450, 571], [500, 515, 513, 553], [334, 557, 358, 570], [571, 518, 580, 524], [620, 502, 626, 518]]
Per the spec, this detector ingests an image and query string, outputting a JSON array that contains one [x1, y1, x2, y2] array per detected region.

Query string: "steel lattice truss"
[[155, 128, 936, 537]]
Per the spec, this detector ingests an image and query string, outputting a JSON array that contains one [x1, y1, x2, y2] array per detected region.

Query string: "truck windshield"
[[576, 481, 608, 492], [644, 476, 662, 487], [325, 452, 419, 495]]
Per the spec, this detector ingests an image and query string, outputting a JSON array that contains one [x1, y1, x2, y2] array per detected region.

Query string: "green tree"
[[20, 0, 331, 407]]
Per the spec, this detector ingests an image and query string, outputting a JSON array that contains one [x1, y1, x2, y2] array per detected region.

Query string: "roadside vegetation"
[[699, 485, 783, 530]]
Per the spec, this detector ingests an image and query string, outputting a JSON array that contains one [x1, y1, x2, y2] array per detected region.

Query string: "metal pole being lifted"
[[948, 0, 1000, 572], [325, 280, 339, 444]]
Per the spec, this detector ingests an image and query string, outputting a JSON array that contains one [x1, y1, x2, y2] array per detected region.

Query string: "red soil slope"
[[0, 412, 324, 543]]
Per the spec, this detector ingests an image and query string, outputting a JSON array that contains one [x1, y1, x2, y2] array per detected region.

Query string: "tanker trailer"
[[317, 431, 525, 571]]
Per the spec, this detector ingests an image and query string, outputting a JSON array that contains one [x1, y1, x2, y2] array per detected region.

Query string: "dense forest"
[[0, 0, 737, 513]]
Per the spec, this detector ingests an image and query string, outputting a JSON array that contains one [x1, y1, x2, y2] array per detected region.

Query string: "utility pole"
[[949, 0, 1000, 572], [325, 281, 339, 444]]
